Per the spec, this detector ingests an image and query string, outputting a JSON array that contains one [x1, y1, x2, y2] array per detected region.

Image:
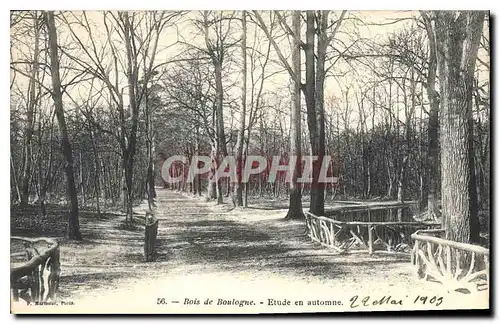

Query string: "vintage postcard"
[[10, 9, 490, 314]]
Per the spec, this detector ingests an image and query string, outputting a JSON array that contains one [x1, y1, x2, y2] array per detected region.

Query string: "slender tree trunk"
[[243, 138, 251, 207], [145, 84, 156, 211], [215, 147, 223, 204], [207, 143, 218, 200], [421, 12, 441, 220], [79, 147, 85, 206], [397, 71, 415, 213], [20, 11, 40, 207], [122, 12, 140, 223], [214, 62, 226, 205], [386, 61, 394, 198], [359, 96, 367, 198], [45, 10, 82, 240], [367, 86, 376, 197], [234, 10, 247, 207], [192, 127, 199, 196], [11, 155, 21, 203], [88, 126, 101, 215], [418, 87, 428, 210], [195, 127, 202, 196], [146, 137, 156, 207]]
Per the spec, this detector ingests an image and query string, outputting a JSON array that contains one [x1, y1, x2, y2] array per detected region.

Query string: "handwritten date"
[[349, 295, 443, 308], [413, 295, 443, 306]]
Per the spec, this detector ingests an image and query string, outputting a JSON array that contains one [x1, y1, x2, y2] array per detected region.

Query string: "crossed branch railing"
[[11, 236, 60, 303], [411, 229, 489, 293], [304, 210, 440, 254], [304, 211, 489, 293]]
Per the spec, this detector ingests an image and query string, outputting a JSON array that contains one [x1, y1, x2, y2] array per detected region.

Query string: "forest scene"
[[10, 10, 490, 313]]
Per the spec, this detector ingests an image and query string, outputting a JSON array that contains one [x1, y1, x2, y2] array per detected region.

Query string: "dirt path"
[[13, 189, 488, 314]]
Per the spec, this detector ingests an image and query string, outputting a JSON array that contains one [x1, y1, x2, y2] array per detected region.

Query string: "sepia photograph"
[[9, 8, 490, 315]]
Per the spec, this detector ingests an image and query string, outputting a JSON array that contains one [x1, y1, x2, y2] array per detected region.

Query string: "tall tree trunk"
[[214, 62, 226, 205], [397, 70, 415, 213], [386, 60, 394, 198], [311, 10, 328, 216], [418, 85, 428, 210], [421, 11, 441, 220], [285, 11, 304, 220], [243, 138, 251, 207], [122, 12, 140, 223], [234, 10, 246, 207], [367, 85, 376, 197], [435, 11, 485, 244], [304, 11, 320, 215], [203, 11, 228, 205], [358, 95, 367, 198], [145, 83, 156, 211], [45, 10, 81, 240]]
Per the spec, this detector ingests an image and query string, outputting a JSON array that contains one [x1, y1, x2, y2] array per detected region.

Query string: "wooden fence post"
[[368, 225, 373, 255], [144, 216, 159, 262]]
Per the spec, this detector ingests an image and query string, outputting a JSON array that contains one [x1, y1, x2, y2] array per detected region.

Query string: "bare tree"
[[61, 11, 178, 222], [253, 11, 305, 219], [44, 10, 82, 240], [198, 11, 238, 204], [13, 11, 42, 207]]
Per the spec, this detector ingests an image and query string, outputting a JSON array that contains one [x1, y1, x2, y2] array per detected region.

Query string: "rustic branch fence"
[[305, 205, 440, 254], [325, 203, 417, 222], [144, 216, 159, 262], [411, 229, 489, 293], [11, 236, 60, 303]]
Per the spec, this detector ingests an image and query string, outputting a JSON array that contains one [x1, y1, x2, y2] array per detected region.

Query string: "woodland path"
[[20, 189, 485, 314]]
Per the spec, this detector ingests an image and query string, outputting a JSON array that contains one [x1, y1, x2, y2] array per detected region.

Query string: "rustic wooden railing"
[[144, 216, 159, 262], [326, 203, 417, 223], [411, 229, 489, 293], [305, 210, 439, 254], [10, 236, 60, 303]]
